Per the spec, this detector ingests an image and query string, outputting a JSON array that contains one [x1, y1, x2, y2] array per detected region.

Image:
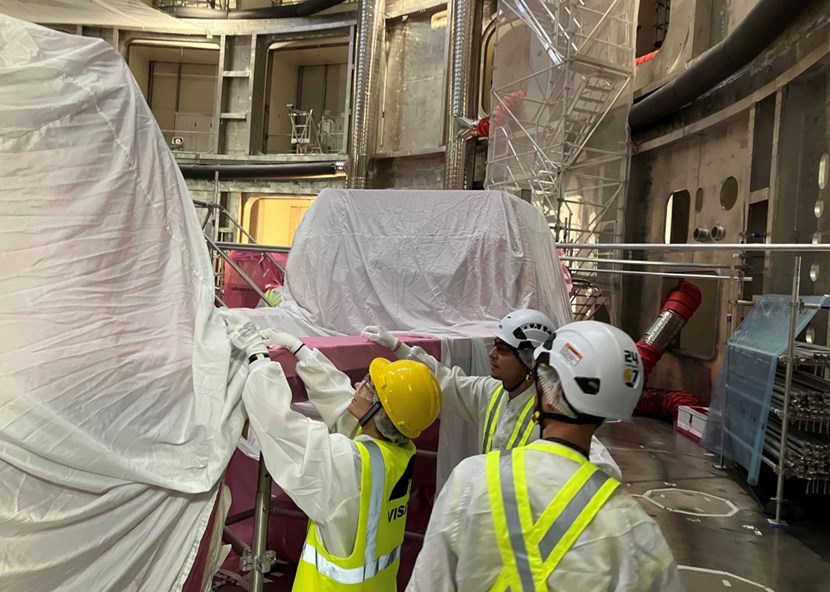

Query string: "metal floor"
[[217, 417, 830, 591], [600, 418, 830, 592]]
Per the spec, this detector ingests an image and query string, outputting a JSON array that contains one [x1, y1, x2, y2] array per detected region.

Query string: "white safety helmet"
[[494, 308, 556, 351], [533, 320, 643, 420]]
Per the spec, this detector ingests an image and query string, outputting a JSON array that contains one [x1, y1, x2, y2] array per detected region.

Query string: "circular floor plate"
[[642, 488, 738, 517]]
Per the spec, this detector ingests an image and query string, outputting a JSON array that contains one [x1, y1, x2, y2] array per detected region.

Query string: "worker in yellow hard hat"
[[221, 310, 441, 591]]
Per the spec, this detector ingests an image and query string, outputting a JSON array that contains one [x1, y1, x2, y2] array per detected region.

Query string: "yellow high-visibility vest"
[[481, 386, 536, 453], [486, 441, 621, 591], [293, 439, 415, 591]]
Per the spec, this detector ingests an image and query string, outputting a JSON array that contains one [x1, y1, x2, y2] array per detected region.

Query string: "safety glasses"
[[491, 339, 514, 355], [355, 372, 377, 400]]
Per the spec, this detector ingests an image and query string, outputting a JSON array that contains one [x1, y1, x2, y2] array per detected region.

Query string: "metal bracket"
[[240, 548, 254, 573], [255, 550, 277, 574], [240, 548, 276, 575]]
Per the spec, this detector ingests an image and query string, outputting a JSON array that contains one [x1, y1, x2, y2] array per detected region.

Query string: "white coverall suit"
[[407, 441, 682, 591], [399, 345, 622, 479], [242, 349, 376, 557]]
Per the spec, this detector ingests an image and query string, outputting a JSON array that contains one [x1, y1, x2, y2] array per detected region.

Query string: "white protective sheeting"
[[284, 188, 573, 335], [0, 16, 245, 592]]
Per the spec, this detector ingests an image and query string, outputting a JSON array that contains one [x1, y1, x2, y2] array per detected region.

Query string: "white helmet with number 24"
[[533, 320, 644, 420]]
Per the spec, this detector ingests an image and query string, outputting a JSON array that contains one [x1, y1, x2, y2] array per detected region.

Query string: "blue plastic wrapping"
[[703, 294, 829, 484]]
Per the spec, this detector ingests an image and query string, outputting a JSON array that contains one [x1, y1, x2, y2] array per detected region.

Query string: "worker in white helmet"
[[362, 309, 621, 479], [222, 311, 441, 591], [407, 321, 682, 591]]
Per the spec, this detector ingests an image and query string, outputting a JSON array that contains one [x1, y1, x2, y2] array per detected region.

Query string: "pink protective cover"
[[268, 334, 442, 401]]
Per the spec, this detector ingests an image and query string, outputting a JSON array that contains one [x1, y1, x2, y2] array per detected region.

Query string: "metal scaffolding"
[[486, 0, 638, 322]]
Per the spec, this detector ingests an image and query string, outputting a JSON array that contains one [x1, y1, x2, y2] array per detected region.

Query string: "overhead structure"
[[485, 0, 638, 320], [0, 0, 206, 32]]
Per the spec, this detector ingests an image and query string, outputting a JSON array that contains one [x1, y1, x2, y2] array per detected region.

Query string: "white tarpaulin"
[[0, 16, 245, 591], [283, 188, 572, 335]]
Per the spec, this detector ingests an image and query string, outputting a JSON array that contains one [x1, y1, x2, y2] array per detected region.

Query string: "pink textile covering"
[[224, 334, 442, 587], [224, 250, 289, 308], [265, 334, 440, 400]]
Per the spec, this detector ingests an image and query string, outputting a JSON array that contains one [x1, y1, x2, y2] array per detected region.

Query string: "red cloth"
[[223, 250, 289, 308], [476, 116, 490, 138]]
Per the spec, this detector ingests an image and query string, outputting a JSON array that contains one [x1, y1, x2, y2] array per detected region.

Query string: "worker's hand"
[[262, 328, 305, 355], [361, 325, 400, 351], [219, 308, 268, 359]]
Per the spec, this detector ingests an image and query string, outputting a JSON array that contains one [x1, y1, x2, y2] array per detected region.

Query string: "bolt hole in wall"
[[695, 187, 704, 213], [720, 176, 739, 210]]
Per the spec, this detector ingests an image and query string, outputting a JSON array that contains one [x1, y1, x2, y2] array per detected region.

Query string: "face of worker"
[[347, 374, 376, 419], [489, 338, 529, 386]]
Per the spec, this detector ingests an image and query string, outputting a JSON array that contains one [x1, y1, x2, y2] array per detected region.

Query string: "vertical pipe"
[[347, 0, 385, 189], [342, 26, 356, 155], [250, 455, 272, 592], [717, 258, 738, 469], [443, 0, 483, 189], [774, 255, 802, 525]]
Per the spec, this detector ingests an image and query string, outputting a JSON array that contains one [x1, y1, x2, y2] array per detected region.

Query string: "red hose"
[[637, 280, 702, 382], [634, 281, 703, 418], [636, 49, 660, 66]]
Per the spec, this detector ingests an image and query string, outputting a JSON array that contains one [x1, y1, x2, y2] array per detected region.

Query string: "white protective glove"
[[361, 325, 400, 351], [361, 325, 413, 359], [262, 328, 310, 360], [218, 308, 269, 360]]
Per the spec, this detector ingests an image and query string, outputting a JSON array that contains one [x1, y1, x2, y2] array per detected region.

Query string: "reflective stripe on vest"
[[300, 543, 402, 585], [486, 442, 621, 591], [481, 387, 536, 453], [298, 440, 402, 585]]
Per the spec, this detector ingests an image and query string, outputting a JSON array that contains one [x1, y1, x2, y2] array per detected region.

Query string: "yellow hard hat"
[[369, 358, 442, 439]]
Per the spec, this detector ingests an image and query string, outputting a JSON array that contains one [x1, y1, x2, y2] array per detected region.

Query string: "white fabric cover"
[[284, 188, 573, 335], [0, 17, 245, 591]]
